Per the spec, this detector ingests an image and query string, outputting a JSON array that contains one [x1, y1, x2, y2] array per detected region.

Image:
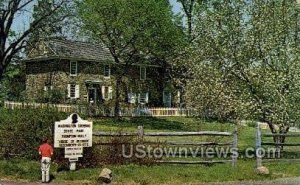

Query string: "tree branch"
[[4, 0, 66, 62]]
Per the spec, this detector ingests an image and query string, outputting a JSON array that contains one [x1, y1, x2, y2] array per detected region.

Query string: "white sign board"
[[54, 113, 93, 164]]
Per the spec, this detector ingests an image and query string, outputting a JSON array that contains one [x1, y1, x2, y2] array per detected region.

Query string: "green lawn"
[[92, 117, 255, 150], [0, 116, 299, 184], [0, 159, 299, 184]]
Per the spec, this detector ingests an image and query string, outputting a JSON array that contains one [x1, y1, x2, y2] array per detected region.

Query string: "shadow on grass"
[[95, 117, 189, 131]]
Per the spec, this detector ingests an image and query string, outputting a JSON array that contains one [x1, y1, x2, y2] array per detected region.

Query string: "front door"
[[88, 88, 97, 104], [163, 91, 172, 107]]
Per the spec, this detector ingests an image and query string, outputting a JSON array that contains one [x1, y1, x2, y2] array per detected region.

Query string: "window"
[[44, 85, 53, 91], [70, 61, 78, 76], [70, 84, 76, 98], [102, 86, 113, 100], [140, 66, 146, 80], [104, 86, 109, 99], [104, 65, 111, 78], [68, 84, 79, 99], [138, 92, 149, 104], [128, 93, 137, 104]]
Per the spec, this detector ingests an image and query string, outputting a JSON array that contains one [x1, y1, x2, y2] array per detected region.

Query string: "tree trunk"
[[267, 122, 289, 158], [0, 66, 3, 83], [114, 76, 121, 118], [0, 55, 4, 81], [187, 15, 192, 39], [266, 120, 281, 158]]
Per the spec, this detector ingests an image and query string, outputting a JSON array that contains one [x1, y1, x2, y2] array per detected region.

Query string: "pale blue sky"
[[12, 0, 182, 33], [170, 0, 182, 14]]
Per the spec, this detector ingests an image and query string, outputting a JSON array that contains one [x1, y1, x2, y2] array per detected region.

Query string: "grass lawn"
[[0, 159, 299, 184], [92, 117, 255, 150], [0, 116, 299, 184]]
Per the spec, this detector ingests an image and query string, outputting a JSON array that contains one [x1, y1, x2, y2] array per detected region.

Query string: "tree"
[[0, 59, 26, 102], [177, 0, 196, 38], [77, 0, 184, 116], [185, 0, 300, 142], [0, 0, 70, 81], [176, 0, 208, 40]]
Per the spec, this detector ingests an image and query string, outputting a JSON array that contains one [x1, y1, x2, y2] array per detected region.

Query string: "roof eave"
[[23, 56, 114, 63]]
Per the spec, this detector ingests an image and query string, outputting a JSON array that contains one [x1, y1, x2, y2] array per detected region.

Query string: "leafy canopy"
[[184, 0, 300, 131], [77, 0, 185, 64]]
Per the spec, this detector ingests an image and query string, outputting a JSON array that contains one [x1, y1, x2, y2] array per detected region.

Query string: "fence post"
[[256, 122, 262, 168], [232, 127, 238, 167], [137, 126, 144, 142]]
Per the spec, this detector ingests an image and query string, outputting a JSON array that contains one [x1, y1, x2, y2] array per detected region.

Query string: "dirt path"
[[1, 177, 300, 185], [0, 180, 90, 185], [204, 177, 300, 185]]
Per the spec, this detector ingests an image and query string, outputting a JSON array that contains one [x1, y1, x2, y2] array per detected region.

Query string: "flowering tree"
[[184, 0, 300, 141]]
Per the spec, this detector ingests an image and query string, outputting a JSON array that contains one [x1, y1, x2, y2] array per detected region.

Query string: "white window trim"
[[104, 64, 111, 78], [70, 61, 78, 76], [140, 66, 146, 80]]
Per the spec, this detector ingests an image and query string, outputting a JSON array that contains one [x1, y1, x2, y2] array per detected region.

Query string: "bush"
[[36, 89, 64, 104], [77, 132, 154, 168], [0, 108, 67, 159]]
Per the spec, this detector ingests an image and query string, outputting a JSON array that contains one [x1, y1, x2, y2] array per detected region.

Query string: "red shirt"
[[39, 143, 54, 158]]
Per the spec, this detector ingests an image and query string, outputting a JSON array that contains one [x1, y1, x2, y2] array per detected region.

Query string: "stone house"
[[25, 39, 178, 108]]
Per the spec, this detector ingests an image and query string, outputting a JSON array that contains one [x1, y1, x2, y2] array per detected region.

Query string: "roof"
[[26, 39, 114, 62]]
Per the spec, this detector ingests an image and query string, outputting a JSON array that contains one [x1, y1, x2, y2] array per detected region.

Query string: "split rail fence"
[[4, 101, 197, 117], [93, 126, 238, 166], [256, 124, 300, 167]]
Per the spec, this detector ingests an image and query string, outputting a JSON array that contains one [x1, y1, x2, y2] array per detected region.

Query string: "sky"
[[12, 0, 182, 33], [170, 0, 182, 14]]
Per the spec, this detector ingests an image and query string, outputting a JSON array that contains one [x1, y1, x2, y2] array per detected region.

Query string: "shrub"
[[0, 108, 67, 159], [77, 132, 155, 168], [36, 89, 64, 104]]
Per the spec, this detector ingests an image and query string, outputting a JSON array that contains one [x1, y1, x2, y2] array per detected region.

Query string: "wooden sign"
[[54, 113, 93, 170]]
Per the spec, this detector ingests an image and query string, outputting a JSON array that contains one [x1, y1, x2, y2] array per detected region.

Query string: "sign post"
[[54, 113, 93, 170]]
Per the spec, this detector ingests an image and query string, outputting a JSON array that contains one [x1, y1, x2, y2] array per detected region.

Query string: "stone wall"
[[25, 59, 168, 107]]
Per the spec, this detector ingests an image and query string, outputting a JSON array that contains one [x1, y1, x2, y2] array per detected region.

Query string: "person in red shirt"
[[38, 138, 54, 183]]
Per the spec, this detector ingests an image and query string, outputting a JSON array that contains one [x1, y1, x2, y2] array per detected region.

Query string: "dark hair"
[[42, 138, 48, 143]]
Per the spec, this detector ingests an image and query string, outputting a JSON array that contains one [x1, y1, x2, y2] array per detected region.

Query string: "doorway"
[[88, 88, 97, 104]]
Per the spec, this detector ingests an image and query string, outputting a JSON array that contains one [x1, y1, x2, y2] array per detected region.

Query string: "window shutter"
[[145, 92, 149, 103], [108, 86, 113, 100], [67, 84, 71, 98], [137, 93, 141, 103], [75, 85, 80, 99], [101, 86, 105, 100]]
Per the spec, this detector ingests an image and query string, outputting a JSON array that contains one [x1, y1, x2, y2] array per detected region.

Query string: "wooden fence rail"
[[4, 101, 197, 117], [256, 123, 300, 167], [93, 126, 238, 166]]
